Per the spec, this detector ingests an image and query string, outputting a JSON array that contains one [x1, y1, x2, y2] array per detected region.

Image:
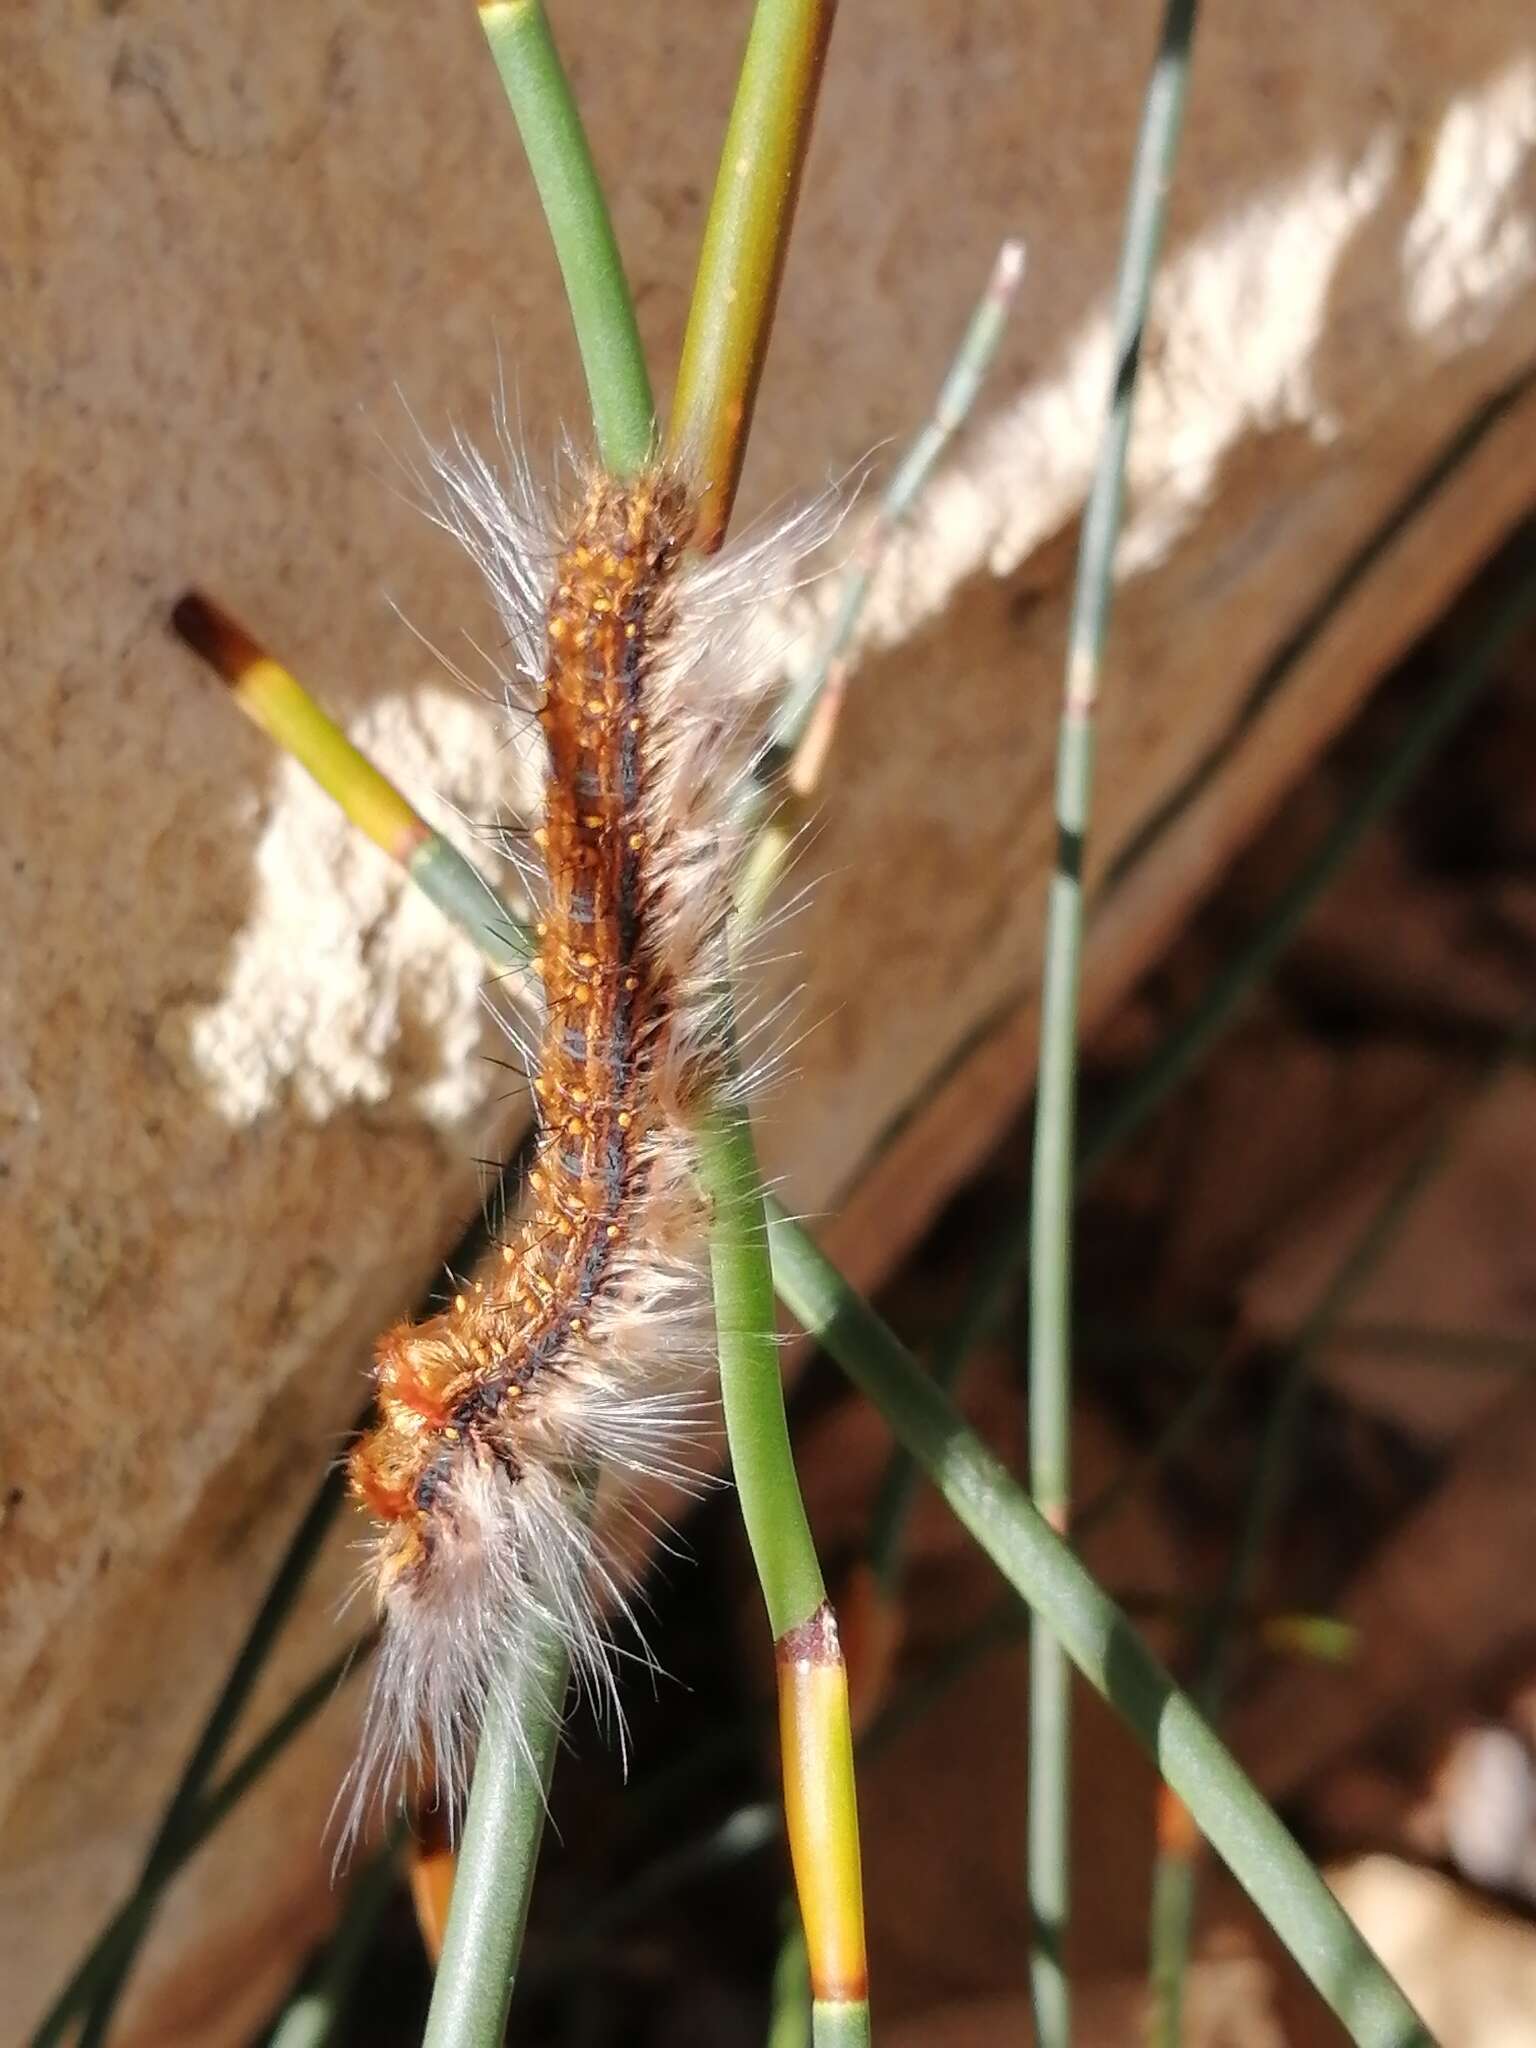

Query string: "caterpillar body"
[[344, 446, 823, 1831]]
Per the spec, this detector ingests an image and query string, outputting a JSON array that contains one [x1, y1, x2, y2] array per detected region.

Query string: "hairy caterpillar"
[[342, 436, 828, 1834]]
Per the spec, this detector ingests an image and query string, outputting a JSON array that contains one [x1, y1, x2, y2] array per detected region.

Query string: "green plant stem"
[[767, 1918, 814, 2048], [697, 1091, 825, 1639], [765, 1200, 1431, 2047], [1147, 1849, 1198, 2048], [861, 0, 1199, 1628], [421, 1621, 569, 2048], [666, 0, 838, 548], [770, 239, 1027, 766], [1029, 3, 1200, 2029], [1025, 703, 1091, 2048], [695, 1013, 868, 2045], [409, 11, 658, 2033], [476, 2, 654, 477]]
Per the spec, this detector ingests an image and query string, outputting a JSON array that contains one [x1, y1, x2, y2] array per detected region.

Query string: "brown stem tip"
[[170, 590, 263, 688]]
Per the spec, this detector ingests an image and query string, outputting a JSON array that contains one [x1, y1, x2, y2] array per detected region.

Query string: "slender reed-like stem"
[[396, 10, 663, 2025], [764, 1200, 1431, 2046], [666, 0, 838, 549], [421, 1620, 569, 2048], [695, 1015, 870, 2046], [664, 0, 867, 1996], [767, 1919, 814, 2048], [741, 240, 1026, 942], [698, 1091, 825, 1638], [172, 593, 532, 972], [475, 2, 654, 477], [1025, 7, 1200, 2031], [770, 238, 1027, 775]]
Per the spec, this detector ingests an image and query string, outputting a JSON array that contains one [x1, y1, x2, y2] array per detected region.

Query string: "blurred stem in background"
[[1022, 4, 1200, 2035]]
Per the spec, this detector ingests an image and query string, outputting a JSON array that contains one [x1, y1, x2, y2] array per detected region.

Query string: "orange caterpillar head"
[[373, 1318, 475, 1429], [346, 1319, 477, 1559]]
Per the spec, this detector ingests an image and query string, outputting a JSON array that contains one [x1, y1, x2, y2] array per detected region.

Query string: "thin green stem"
[[767, 1918, 814, 2048], [697, 1084, 825, 1640], [407, 11, 659, 2031], [696, 1007, 868, 2043], [765, 1200, 1431, 2047], [666, 0, 838, 548], [1030, 4, 1200, 2028], [421, 1620, 569, 2048], [1146, 1849, 1198, 2047], [770, 239, 1027, 768], [475, 2, 655, 477], [810, 2005, 873, 2047], [1026, 707, 1091, 2048]]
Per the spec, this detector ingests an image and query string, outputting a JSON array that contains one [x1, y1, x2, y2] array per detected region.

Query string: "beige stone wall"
[[5, 2, 1536, 2037]]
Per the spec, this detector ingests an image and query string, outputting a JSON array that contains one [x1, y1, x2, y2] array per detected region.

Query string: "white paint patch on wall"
[[1404, 57, 1536, 345], [161, 680, 531, 1129]]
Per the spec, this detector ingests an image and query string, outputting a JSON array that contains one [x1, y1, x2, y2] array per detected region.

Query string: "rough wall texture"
[[5, 1, 1536, 2038]]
